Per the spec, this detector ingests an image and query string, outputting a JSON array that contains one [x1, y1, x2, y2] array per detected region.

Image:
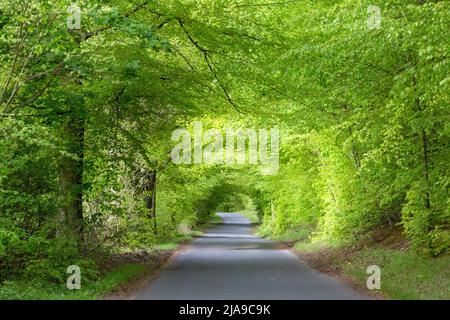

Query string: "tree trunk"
[[152, 176, 157, 233], [421, 129, 431, 210], [59, 116, 85, 241], [143, 170, 157, 234], [410, 65, 434, 248], [413, 70, 431, 211], [348, 126, 361, 169]]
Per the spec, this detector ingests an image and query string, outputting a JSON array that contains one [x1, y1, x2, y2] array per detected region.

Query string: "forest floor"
[[268, 226, 450, 300]]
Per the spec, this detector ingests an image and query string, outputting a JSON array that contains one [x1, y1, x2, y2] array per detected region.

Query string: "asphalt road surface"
[[138, 212, 366, 299]]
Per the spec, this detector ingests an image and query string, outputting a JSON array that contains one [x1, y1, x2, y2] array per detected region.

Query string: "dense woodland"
[[0, 0, 449, 297]]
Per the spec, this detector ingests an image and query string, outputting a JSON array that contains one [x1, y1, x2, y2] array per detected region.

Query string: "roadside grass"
[[267, 229, 312, 243], [195, 213, 223, 233], [235, 210, 260, 223], [208, 213, 223, 225], [293, 240, 450, 300], [154, 231, 202, 251], [0, 263, 146, 300], [260, 227, 314, 244], [342, 248, 450, 300], [294, 241, 338, 252]]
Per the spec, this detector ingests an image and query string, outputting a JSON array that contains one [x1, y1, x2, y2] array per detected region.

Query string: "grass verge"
[[341, 247, 450, 299], [0, 263, 147, 300], [295, 242, 450, 299], [232, 210, 259, 223], [262, 227, 450, 300]]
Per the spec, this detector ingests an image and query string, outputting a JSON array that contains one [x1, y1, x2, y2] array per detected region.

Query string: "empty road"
[[138, 212, 366, 299]]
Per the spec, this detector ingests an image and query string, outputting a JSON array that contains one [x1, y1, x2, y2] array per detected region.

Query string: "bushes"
[[403, 185, 450, 256], [0, 119, 66, 282], [0, 229, 98, 284]]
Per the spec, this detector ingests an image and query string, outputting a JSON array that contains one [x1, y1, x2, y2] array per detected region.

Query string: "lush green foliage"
[[253, 0, 449, 256], [0, 0, 448, 298]]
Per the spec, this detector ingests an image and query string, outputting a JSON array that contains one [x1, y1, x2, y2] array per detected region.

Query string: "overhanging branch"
[[177, 18, 246, 114]]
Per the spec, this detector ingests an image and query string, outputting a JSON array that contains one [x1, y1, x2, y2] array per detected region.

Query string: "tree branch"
[[177, 18, 246, 113]]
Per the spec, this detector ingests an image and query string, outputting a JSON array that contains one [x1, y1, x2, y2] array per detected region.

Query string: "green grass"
[[292, 237, 450, 300], [236, 210, 259, 223], [342, 248, 450, 300], [260, 227, 313, 243], [292, 235, 350, 251], [154, 233, 196, 251], [294, 241, 337, 252], [194, 213, 223, 233], [153, 242, 179, 251], [208, 213, 223, 224], [0, 263, 146, 300]]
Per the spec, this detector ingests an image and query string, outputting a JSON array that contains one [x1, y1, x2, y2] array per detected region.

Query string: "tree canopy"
[[0, 0, 449, 296]]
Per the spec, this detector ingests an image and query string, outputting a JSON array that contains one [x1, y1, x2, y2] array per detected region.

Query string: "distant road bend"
[[138, 212, 366, 300]]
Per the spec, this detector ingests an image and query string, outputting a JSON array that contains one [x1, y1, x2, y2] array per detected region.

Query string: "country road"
[[138, 213, 367, 300]]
